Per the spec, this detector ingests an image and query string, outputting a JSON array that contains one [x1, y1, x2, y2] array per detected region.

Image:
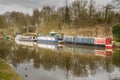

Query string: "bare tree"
[[88, 0, 96, 26], [70, 0, 88, 27], [32, 8, 40, 26]]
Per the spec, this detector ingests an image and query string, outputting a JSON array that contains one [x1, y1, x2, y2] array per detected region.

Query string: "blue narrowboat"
[[74, 37, 94, 46], [63, 36, 74, 44]]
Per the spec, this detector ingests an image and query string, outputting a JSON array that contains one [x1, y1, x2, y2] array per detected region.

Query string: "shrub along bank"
[[112, 23, 120, 47]]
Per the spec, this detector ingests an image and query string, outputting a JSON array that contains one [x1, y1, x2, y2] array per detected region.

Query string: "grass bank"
[[114, 42, 120, 48], [0, 58, 23, 80]]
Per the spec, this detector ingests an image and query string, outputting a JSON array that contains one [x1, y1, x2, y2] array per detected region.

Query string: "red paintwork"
[[94, 38, 106, 45], [105, 45, 114, 49], [106, 38, 111, 44]]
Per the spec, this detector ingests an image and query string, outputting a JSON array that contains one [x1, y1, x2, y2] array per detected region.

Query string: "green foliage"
[[114, 42, 120, 48], [0, 58, 23, 80], [0, 72, 12, 80], [112, 23, 120, 41]]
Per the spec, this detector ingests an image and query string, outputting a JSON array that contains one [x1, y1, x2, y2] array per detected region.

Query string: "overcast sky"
[[0, 0, 112, 15]]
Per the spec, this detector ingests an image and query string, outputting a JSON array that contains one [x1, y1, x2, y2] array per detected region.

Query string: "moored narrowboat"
[[94, 38, 106, 46], [94, 37, 114, 49], [36, 32, 64, 45], [74, 37, 94, 46], [63, 36, 74, 44], [63, 36, 114, 49], [15, 35, 37, 42]]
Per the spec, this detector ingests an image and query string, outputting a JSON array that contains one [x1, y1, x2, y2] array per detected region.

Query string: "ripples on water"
[[0, 40, 120, 80]]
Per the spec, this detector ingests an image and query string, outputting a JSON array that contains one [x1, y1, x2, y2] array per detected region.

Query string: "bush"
[[112, 23, 120, 41]]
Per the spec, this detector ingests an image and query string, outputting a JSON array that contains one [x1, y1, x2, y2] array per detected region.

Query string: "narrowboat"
[[94, 37, 114, 49], [15, 35, 37, 42], [63, 36, 74, 44], [36, 32, 63, 45], [63, 36, 114, 49], [74, 37, 94, 46]]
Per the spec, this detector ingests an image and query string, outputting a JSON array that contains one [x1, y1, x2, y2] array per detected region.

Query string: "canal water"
[[0, 40, 120, 80]]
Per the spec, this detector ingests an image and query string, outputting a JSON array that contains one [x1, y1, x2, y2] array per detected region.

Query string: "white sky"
[[0, 0, 112, 15]]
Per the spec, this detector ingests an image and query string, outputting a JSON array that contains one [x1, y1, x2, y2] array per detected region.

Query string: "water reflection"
[[112, 50, 120, 67], [0, 40, 120, 80], [37, 43, 60, 51], [0, 40, 13, 59], [63, 45, 112, 58], [15, 40, 36, 46]]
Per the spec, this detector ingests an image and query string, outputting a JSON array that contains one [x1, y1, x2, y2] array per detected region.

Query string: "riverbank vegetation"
[[112, 23, 120, 47], [0, 0, 120, 37], [0, 58, 23, 80], [112, 24, 120, 41]]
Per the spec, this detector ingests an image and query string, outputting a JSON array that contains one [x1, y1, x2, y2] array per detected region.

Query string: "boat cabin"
[[49, 31, 63, 40]]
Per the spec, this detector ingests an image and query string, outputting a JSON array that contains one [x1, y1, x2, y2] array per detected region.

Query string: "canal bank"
[[114, 42, 120, 48], [0, 58, 23, 80]]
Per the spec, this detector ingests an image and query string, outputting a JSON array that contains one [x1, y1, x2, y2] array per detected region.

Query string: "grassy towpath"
[[0, 58, 23, 80]]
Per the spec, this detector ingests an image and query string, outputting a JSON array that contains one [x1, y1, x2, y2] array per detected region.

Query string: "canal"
[[0, 40, 120, 80]]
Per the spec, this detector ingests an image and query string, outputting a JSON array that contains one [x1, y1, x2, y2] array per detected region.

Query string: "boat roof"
[[50, 31, 56, 33]]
